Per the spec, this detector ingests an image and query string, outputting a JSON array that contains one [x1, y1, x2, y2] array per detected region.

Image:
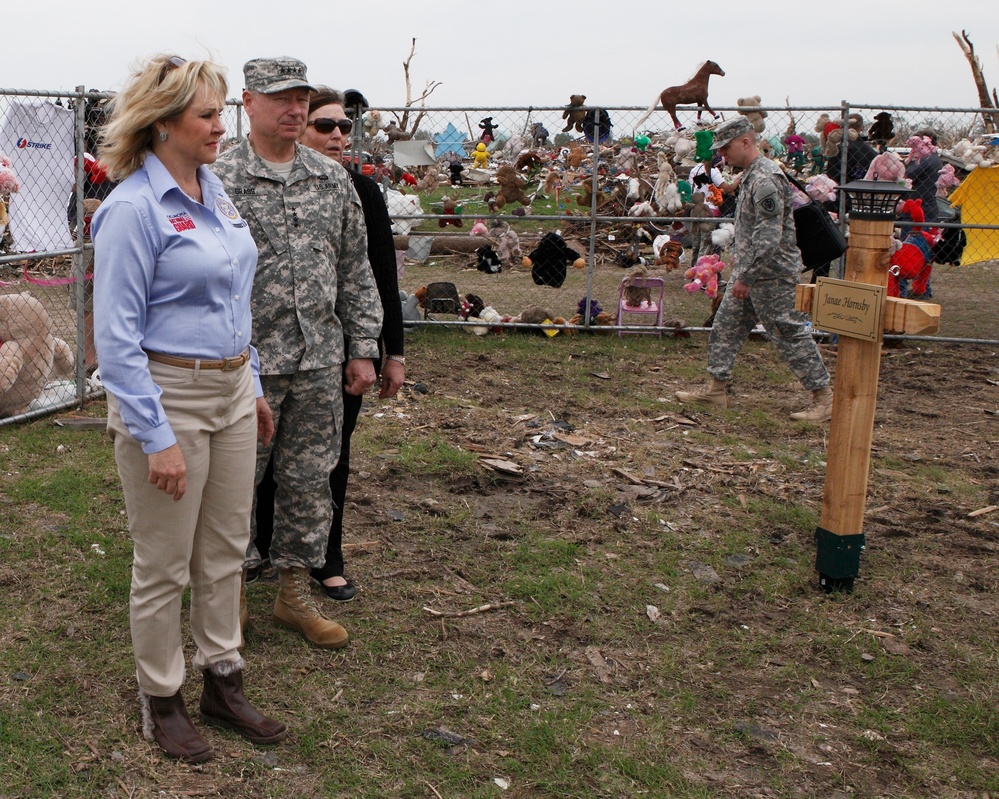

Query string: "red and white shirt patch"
[[168, 212, 196, 232]]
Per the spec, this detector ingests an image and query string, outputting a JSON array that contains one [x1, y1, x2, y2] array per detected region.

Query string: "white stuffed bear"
[[0, 292, 75, 417], [737, 95, 768, 133], [950, 138, 994, 170]]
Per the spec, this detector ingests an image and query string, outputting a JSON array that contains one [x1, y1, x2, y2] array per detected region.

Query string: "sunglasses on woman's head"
[[158, 56, 187, 84], [308, 118, 353, 135]]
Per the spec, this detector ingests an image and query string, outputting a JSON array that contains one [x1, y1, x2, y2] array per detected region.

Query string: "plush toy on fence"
[[694, 129, 714, 163], [562, 95, 587, 133], [438, 196, 463, 228], [523, 232, 585, 288], [478, 116, 497, 143], [494, 165, 531, 207], [683, 254, 726, 299], [737, 96, 768, 133], [888, 199, 938, 298], [868, 112, 895, 148], [950, 138, 994, 170], [490, 220, 522, 265], [864, 150, 907, 183], [0, 151, 20, 235], [0, 292, 75, 417]]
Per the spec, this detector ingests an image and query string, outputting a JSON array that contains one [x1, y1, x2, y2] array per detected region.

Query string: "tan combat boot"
[[273, 567, 349, 649], [675, 378, 728, 409], [790, 386, 833, 422]]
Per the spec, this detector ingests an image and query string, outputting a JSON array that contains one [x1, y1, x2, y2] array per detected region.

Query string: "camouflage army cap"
[[711, 116, 755, 150], [243, 57, 316, 94]]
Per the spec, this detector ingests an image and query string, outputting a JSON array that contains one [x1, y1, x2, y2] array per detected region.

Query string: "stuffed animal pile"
[[0, 292, 75, 417]]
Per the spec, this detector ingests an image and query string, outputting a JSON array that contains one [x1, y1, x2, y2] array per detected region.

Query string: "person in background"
[[675, 116, 832, 422], [214, 58, 383, 649], [93, 54, 285, 764], [254, 86, 405, 601]]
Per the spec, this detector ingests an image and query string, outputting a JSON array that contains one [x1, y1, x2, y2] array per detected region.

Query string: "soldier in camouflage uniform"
[[676, 116, 832, 422], [215, 57, 383, 649]]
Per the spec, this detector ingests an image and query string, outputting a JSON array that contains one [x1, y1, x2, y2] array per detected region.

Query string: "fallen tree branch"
[[422, 601, 516, 618]]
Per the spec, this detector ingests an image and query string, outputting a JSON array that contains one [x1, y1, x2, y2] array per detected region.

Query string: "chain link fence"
[[2, 88, 998, 424]]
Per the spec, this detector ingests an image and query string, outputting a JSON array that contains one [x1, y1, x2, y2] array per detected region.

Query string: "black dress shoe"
[[321, 579, 356, 602]]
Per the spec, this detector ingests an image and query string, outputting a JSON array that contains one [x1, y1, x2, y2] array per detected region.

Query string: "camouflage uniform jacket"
[[214, 140, 383, 374], [730, 155, 803, 287]]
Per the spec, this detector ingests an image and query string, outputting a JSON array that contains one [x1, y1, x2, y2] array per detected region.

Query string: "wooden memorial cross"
[[794, 195, 941, 592]]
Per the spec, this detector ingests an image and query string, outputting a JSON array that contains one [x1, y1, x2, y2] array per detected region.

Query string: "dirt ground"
[[4, 259, 997, 797], [331, 327, 998, 797]]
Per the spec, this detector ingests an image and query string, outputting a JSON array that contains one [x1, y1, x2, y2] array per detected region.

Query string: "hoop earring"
[[159, 130, 168, 142]]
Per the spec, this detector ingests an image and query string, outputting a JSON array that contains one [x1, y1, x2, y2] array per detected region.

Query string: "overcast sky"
[[5, 1, 998, 113]]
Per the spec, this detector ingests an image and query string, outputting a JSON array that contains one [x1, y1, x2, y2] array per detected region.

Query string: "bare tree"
[[953, 30, 999, 133], [392, 38, 443, 138]]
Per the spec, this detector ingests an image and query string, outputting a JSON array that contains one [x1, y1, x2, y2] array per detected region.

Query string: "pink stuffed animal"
[[864, 150, 907, 183], [683, 254, 726, 299]]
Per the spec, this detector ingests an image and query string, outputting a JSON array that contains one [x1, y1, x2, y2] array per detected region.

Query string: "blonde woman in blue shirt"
[[93, 55, 285, 763]]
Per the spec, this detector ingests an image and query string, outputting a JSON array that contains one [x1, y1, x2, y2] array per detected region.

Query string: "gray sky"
[[6, 1, 998, 112]]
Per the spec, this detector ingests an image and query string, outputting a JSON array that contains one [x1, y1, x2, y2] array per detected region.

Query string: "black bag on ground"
[[785, 174, 848, 270]]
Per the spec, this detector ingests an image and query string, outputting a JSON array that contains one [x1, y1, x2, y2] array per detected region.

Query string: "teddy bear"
[[667, 133, 695, 163], [438, 195, 463, 228], [0, 292, 75, 417], [417, 164, 439, 194], [383, 120, 412, 143], [478, 116, 498, 142], [493, 164, 531, 207], [362, 109, 383, 138], [523, 232, 585, 288], [471, 142, 489, 169], [683, 254, 726, 299], [737, 96, 768, 133], [864, 150, 907, 183], [820, 113, 864, 158], [868, 111, 895, 147], [565, 143, 585, 170], [0, 151, 20, 236], [489, 220, 522, 265], [562, 95, 587, 133]]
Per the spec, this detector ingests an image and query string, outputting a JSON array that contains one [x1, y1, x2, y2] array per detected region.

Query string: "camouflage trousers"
[[706, 276, 829, 391], [246, 366, 344, 570]]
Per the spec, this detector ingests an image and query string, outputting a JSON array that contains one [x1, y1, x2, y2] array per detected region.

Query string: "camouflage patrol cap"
[[243, 57, 316, 94], [710, 116, 755, 150]]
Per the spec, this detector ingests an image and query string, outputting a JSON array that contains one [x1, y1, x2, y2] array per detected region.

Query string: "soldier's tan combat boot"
[[675, 378, 728, 409], [790, 386, 833, 422], [273, 568, 349, 649]]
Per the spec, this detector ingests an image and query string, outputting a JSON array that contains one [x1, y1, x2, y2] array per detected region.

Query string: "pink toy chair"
[[616, 275, 665, 337]]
